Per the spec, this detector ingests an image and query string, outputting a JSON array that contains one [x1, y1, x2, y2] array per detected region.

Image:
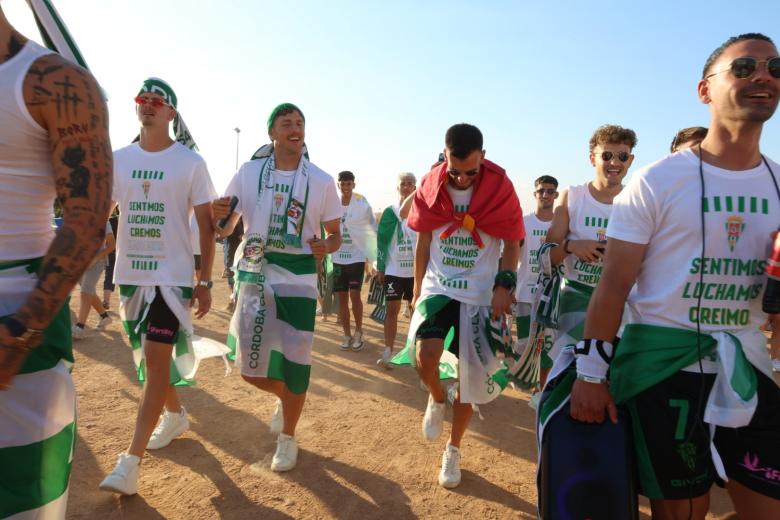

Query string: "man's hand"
[[212, 196, 233, 221], [491, 286, 514, 320], [0, 324, 30, 390], [570, 378, 618, 424], [376, 271, 385, 285], [568, 240, 605, 263], [307, 236, 328, 261], [191, 286, 211, 319]]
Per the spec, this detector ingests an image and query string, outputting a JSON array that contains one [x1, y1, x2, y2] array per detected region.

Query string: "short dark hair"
[[702, 33, 775, 78], [535, 175, 558, 188], [338, 170, 355, 181], [445, 124, 483, 160], [671, 126, 708, 153], [589, 124, 638, 153]]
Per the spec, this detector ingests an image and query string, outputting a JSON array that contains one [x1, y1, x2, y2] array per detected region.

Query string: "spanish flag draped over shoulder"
[[407, 159, 525, 247]]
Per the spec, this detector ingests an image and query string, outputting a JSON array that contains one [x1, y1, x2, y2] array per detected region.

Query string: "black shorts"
[[384, 275, 413, 301], [333, 262, 365, 292], [414, 298, 460, 357], [145, 287, 180, 344], [629, 368, 780, 500]]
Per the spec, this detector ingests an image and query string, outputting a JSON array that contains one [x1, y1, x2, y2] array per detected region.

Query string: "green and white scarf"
[[119, 285, 197, 386], [26, 0, 88, 68], [1, 259, 75, 518], [391, 295, 512, 404]]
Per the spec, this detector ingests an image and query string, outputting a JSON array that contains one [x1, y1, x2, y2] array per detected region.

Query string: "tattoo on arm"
[[15, 55, 113, 330]]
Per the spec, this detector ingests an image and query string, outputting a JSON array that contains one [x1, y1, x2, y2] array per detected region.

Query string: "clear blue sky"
[[7, 0, 780, 211]]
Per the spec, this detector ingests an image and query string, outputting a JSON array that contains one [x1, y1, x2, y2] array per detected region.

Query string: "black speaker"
[[539, 400, 638, 519]]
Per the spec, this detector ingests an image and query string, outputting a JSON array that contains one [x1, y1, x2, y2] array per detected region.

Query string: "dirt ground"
[[65, 247, 739, 519]]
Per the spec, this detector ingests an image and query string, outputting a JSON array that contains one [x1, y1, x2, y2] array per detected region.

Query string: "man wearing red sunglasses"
[[100, 78, 217, 495], [571, 33, 780, 519]]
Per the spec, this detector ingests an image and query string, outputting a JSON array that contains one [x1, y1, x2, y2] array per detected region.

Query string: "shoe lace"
[[443, 449, 459, 473]]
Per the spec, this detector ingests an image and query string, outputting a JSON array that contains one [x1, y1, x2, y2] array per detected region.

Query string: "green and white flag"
[[0, 260, 75, 519], [118, 285, 197, 386], [227, 254, 317, 394], [391, 295, 512, 404], [547, 279, 592, 365]]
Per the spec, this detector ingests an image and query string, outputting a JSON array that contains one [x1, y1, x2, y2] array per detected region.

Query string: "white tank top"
[[563, 182, 613, 287], [0, 41, 56, 261]]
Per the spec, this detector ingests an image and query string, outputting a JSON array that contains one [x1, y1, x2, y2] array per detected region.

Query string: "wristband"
[[493, 270, 517, 291], [574, 338, 614, 380], [576, 373, 607, 384]]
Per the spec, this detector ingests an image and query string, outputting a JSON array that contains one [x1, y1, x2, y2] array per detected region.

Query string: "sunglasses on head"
[[598, 151, 630, 162], [706, 56, 780, 80], [535, 188, 557, 196], [447, 169, 479, 178], [134, 96, 168, 108]]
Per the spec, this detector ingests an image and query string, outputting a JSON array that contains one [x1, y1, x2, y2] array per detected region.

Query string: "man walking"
[[569, 33, 780, 519], [544, 124, 637, 365], [214, 103, 342, 472], [376, 172, 417, 368], [402, 123, 524, 488], [100, 78, 216, 495], [515, 175, 557, 408], [0, 6, 112, 517], [333, 170, 376, 351]]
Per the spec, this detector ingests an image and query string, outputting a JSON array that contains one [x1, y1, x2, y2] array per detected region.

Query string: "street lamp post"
[[234, 127, 241, 170]]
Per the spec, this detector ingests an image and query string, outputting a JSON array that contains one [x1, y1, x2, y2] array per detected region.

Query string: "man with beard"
[[570, 33, 780, 518]]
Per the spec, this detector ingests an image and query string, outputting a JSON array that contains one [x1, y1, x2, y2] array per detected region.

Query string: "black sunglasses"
[[706, 56, 780, 80], [447, 169, 479, 178], [599, 151, 630, 162]]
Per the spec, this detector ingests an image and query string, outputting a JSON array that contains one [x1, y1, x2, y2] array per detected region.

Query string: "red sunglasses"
[[134, 96, 168, 108]]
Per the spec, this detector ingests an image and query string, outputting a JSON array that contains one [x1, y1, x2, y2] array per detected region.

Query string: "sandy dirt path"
[[65, 248, 738, 519]]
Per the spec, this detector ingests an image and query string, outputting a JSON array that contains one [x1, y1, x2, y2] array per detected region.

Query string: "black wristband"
[[493, 270, 517, 291], [2, 317, 26, 337]]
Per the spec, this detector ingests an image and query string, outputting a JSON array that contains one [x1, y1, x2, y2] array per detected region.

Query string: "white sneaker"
[[422, 394, 446, 441], [438, 444, 462, 488], [376, 347, 393, 369], [340, 336, 352, 351], [271, 433, 298, 472], [528, 392, 541, 410], [269, 398, 283, 435], [147, 407, 189, 450], [72, 325, 86, 340], [95, 315, 112, 331], [99, 453, 140, 495], [351, 330, 365, 351]]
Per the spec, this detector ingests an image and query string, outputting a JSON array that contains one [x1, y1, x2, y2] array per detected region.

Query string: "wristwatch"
[[576, 373, 607, 384], [197, 280, 213, 289], [2, 317, 44, 353]]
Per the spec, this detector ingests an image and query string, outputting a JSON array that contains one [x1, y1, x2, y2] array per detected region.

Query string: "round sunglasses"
[[598, 151, 630, 162], [706, 56, 780, 80]]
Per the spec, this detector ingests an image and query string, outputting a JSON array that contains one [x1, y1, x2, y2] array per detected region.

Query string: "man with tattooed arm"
[[0, 5, 113, 519]]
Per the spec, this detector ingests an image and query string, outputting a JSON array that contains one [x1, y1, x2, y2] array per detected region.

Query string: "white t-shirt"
[[608, 149, 780, 333], [190, 213, 201, 256], [516, 212, 552, 303], [334, 194, 373, 264], [112, 142, 216, 286], [562, 182, 613, 287], [420, 185, 501, 306], [224, 161, 342, 256], [384, 205, 417, 278]]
